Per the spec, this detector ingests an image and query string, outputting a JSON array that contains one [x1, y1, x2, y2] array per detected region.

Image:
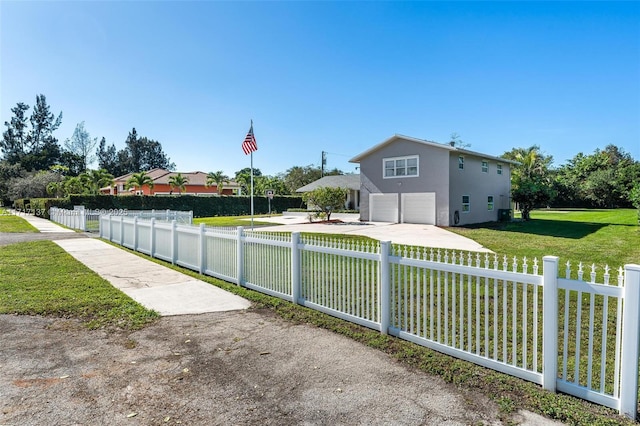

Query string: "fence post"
[[291, 232, 301, 304], [133, 216, 138, 251], [150, 218, 156, 257], [542, 255, 559, 392], [108, 215, 113, 241], [171, 220, 177, 265], [119, 216, 124, 244], [80, 209, 86, 231], [199, 223, 206, 274], [379, 240, 391, 335], [166, 209, 170, 222], [236, 226, 244, 286], [620, 264, 640, 420]]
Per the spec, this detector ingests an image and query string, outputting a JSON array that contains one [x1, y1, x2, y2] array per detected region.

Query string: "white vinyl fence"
[[50, 207, 192, 232], [99, 215, 640, 419]]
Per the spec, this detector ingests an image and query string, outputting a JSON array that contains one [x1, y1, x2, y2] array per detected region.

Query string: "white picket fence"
[[50, 207, 192, 232], [99, 214, 640, 419], [49, 206, 90, 231]]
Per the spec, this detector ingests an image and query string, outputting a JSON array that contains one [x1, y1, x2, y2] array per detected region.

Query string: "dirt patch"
[[0, 309, 515, 425]]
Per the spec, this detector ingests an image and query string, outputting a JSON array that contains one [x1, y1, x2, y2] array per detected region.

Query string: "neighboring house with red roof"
[[101, 168, 240, 196]]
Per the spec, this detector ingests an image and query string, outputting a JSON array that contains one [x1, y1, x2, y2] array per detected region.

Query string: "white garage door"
[[401, 193, 436, 225], [369, 193, 398, 223]]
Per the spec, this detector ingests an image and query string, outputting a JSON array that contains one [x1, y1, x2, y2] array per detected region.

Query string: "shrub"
[[35, 194, 305, 218]]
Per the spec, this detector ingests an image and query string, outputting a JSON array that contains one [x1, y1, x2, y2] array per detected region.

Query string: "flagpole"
[[250, 149, 254, 230]]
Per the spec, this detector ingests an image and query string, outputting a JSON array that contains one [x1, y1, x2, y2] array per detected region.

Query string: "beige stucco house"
[[349, 134, 517, 226]]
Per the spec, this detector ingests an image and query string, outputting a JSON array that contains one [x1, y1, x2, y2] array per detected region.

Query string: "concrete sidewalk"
[[11, 211, 250, 316], [11, 210, 74, 233], [55, 239, 250, 315]]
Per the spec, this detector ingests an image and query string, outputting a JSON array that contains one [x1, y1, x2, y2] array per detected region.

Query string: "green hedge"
[[16, 195, 306, 218], [12, 198, 60, 218]]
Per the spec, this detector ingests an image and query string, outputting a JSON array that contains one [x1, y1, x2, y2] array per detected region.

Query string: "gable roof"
[[296, 174, 360, 192], [112, 169, 240, 188], [154, 171, 208, 186], [113, 168, 171, 183], [349, 134, 518, 165]]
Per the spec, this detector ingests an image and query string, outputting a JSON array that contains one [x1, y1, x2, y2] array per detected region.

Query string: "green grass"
[[448, 209, 640, 268], [0, 241, 158, 329], [0, 209, 38, 233], [194, 214, 277, 227]]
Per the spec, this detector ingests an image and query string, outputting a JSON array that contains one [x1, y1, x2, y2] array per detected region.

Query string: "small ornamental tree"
[[301, 186, 348, 221]]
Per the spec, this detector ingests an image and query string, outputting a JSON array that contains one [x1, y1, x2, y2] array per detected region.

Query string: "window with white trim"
[[497, 164, 503, 175], [487, 196, 494, 211], [462, 195, 470, 213], [383, 155, 418, 178], [482, 160, 488, 173], [458, 156, 464, 170]]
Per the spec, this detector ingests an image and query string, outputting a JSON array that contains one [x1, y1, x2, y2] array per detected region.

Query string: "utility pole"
[[321, 151, 327, 177]]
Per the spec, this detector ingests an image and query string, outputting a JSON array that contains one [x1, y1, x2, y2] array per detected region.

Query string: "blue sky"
[[1, 1, 639, 178]]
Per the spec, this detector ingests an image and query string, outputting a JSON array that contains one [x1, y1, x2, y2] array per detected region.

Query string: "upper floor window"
[[497, 164, 503, 175], [383, 155, 418, 178], [481, 160, 489, 173], [458, 156, 464, 170]]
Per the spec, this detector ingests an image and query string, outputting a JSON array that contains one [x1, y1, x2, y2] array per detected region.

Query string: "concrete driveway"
[[251, 213, 491, 253]]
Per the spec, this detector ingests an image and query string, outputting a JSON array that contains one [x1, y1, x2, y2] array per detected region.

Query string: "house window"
[[462, 195, 470, 213], [487, 196, 494, 211], [383, 155, 418, 178], [482, 160, 488, 173], [497, 164, 503, 175], [458, 156, 464, 170]]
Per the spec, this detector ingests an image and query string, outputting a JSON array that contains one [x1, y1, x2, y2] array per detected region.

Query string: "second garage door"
[[401, 192, 436, 225]]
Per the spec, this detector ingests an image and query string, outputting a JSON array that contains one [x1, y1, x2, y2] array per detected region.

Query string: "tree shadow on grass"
[[462, 219, 608, 239]]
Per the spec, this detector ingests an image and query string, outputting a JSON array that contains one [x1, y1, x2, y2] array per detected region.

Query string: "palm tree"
[[80, 169, 114, 195], [168, 172, 189, 195], [126, 172, 154, 195], [63, 176, 85, 195], [503, 146, 554, 220], [206, 170, 229, 195], [46, 181, 65, 198]]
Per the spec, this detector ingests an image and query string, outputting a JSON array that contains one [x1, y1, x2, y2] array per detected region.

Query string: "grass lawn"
[[448, 209, 640, 270], [0, 208, 38, 233], [0, 240, 158, 330], [194, 214, 277, 227]]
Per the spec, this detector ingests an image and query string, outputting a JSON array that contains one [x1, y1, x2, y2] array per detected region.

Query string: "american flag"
[[242, 122, 258, 155]]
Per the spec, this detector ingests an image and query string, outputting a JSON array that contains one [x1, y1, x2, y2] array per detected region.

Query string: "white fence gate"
[[99, 215, 640, 419]]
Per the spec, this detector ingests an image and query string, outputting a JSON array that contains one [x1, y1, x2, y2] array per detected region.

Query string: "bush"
[[33, 195, 305, 218]]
